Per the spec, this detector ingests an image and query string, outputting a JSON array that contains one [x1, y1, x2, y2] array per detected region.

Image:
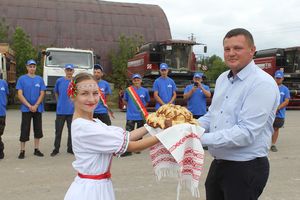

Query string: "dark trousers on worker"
[[205, 157, 269, 200], [0, 116, 6, 152], [20, 112, 43, 142], [93, 113, 111, 126], [54, 115, 73, 152], [126, 120, 144, 137]]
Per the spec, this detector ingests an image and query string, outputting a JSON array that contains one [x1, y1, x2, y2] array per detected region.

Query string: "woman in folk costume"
[[64, 72, 162, 200]]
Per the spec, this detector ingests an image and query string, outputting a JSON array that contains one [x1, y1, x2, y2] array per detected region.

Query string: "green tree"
[[202, 55, 227, 84], [108, 34, 144, 90], [12, 27, 38, 77], [0, 18, 9, 43]]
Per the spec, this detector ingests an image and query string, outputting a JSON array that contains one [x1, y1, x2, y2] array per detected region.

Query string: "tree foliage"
[[12, 27, 39, 77], [200, 55, 227, 85], [108, 34, 144, 90], [0, 18, 9, 43]]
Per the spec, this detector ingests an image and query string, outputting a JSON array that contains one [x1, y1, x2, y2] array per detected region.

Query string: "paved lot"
[[0, 109, 299, 200]]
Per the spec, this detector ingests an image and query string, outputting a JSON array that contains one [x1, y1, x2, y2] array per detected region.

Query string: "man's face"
[[65, 68, 74, 78], [93, 69, 103, 80], [223, 35, 256, 74], [132, 78, 142, 87], [275, 77, 284, 85], [26, 64, 36, 74], [193, 77, 202, 83], [160, 69, 168, 77]]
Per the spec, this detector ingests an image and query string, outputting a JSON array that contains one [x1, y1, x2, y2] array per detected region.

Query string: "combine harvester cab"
[[254, 47, 300, 109], [120, 39, 202, 111]]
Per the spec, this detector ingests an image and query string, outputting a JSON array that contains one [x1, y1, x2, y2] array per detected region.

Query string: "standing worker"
[[122, 73, 150, 156], [183, 72, 211, 119], [0, 78, 8, 159], [50, 64, 75, 156], [93, 64, 113, 125], [153, 63, 177, 110], [198, 28, 280, 200], [270, 70, 290, 152], [16, 59, 46, 159]]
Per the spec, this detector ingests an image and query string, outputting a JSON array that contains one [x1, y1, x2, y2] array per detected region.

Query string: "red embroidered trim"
[[67, 79, 77, 97]]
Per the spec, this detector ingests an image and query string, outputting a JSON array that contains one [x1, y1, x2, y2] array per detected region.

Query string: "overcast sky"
[[106, 0, 300, 58]]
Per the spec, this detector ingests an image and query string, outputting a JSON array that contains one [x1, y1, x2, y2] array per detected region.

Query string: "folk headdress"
[[67, 79, 77, 97]]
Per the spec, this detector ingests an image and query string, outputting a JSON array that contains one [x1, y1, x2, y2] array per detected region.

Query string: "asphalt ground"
[[0, 109, 299, 200]]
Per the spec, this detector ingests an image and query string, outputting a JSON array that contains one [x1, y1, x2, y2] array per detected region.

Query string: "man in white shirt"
[[199, 28, 280, 200]]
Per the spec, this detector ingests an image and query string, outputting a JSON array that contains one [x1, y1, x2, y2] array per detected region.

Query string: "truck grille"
[[47, 76, 61, 87]]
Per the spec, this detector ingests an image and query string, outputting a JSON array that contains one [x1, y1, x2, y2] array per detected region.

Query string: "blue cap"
[[275, 70, 284, 78], [26, 59, 36, 65], [94, 64, 103, 71], [160, 63, 168, 70], [65, 63, 74, 69], [132, 73, 142, 79], [194, 72, 203, 78]]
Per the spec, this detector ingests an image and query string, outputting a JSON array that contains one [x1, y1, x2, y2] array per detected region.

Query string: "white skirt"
[[64, 176, 115, 200]]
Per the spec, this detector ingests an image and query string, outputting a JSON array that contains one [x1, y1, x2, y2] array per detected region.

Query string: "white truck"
[[42, 47, 95, 109]]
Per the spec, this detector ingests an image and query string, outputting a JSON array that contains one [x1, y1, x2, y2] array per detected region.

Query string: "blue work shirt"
[[199, 61, 280, 161], [153, 76, 177, 110], [16, 75, 46, 113], [124, 86, 150, 120], [276, 84, 290, 119], [54, 77, 74, 115], [94, 80, 112, 114], [0, 80, 9, 116], [184, 83, 210, 116]]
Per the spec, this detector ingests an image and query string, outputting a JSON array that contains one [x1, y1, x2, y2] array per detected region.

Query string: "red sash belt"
[[78, 171, 111, 180]]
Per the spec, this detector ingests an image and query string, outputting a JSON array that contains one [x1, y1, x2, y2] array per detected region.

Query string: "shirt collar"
[[227, 60, 255, 81]]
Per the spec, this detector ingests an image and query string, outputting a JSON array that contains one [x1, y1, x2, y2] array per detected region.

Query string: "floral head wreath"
[[67, 79, 77, 97]]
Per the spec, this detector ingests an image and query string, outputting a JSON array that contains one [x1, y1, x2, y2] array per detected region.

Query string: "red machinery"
[[254, 47, 300, 109], [119, 39, 202, 110]]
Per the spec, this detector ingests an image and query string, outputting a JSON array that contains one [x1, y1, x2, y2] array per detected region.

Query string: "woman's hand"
[[164, 118, 172, 129]]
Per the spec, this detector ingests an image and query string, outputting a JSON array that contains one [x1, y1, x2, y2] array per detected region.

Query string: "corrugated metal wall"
[[0, 0, 171, 73]]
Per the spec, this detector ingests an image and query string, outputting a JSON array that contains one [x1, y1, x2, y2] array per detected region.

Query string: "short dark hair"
[[94, 64, 103, 71], [223, 28, 254, 46]]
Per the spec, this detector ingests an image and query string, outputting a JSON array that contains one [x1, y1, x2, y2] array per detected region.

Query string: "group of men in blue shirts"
[[0, 55, 290, 161]]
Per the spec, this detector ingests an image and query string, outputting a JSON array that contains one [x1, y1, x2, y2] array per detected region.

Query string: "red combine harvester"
[[254, 47, 300, 109], [119, 39, 203, 110]]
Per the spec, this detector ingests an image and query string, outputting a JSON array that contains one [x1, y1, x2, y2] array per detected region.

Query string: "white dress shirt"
[[199, 60, 280, 161]]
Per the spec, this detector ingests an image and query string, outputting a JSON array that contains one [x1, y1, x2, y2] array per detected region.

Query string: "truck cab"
[[42, 48, 94, 108]]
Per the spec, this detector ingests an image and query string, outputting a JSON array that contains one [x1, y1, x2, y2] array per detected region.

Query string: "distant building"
[[0, 0, 171, 73]]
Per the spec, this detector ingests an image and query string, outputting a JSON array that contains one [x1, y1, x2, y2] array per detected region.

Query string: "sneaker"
[[270, 145, 278, 152], [121, 152, 132, 157], [67, 149, 74, 154], [18, 150, 25, 159], [50, 149, 59, 157], [0, 151, 4, 159], [34, 149, 44, 157]]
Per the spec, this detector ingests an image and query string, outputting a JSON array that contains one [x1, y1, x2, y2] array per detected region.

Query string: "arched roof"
[[0, 0, 171, 73]]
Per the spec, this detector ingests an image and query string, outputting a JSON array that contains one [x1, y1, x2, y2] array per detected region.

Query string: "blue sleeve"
[[40, 77, 46, 90], [204, 85, 210, 91], [123, 90, 128, 101], [16, 77, 23, 90], [5, 81, 9, 95], [184, 85, 191, 94], [145, 89, 150, 102], [106, 82, 112, 95], [153, 80, 158, 91], [54, 79, 59, 93], [285, 86, 290, 99], [172, 79, 177, 91]]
